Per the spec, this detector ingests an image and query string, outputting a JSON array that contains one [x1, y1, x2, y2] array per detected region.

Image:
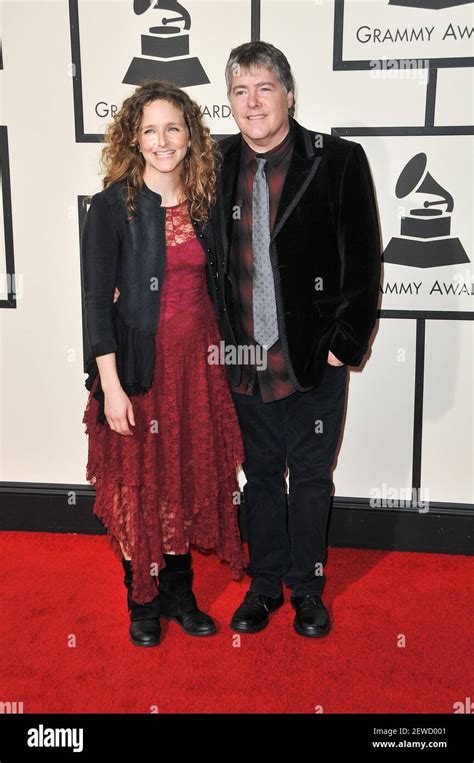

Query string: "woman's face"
[[138, 99, 191, 177]]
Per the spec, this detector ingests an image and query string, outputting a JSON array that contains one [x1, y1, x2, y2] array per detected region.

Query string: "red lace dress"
[[82, 201, 247, 603]]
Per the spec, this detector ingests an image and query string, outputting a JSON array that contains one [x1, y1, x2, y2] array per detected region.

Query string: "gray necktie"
[[252, 157, 279, 350]]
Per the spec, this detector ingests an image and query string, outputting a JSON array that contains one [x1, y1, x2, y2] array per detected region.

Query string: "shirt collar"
[[241, 118, 295, 169]]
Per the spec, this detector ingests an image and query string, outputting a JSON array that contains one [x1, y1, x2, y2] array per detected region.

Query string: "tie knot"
[[255, 156, 267, 173]]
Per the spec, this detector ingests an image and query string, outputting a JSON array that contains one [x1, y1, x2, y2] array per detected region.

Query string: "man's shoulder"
[[216, 131, 241, 156], [216, 120, 363, 161], [297, 122, 362, 159]]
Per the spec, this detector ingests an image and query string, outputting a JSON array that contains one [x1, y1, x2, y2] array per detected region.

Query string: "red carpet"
[[1, 531, 472, 713]]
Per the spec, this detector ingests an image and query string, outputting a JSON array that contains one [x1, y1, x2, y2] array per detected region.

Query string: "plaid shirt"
[[229, 120, 313, 401]]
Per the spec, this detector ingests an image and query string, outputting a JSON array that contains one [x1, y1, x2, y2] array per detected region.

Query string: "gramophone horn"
[[395, 152, 453, 212], [417, 173, 454, 213], [134, 0, 155, 14]]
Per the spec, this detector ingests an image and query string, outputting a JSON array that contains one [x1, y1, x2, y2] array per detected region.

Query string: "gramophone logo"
[[383, 153, 469, 268], [388, 0, 472, 8], [123, 0, 209, 87]]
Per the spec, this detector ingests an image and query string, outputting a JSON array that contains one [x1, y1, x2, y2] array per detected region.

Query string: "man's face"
[[229, 65, 293, 151]]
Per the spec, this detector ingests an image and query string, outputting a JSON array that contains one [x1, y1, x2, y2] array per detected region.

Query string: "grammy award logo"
[[388, 0, 472, 9], [383, 153, 469, 268], [123, 0, 209, 87]]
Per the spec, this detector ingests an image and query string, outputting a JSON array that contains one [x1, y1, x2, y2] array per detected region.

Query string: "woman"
[[81, 80, 246, 647]]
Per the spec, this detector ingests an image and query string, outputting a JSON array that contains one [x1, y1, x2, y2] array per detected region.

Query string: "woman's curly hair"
[[90, 79, 222, 225]]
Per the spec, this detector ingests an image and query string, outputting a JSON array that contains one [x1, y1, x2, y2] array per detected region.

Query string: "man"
[[212, 41, 382, 638]]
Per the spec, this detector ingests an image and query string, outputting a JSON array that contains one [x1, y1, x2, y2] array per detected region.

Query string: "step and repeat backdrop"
[[0, 0, 472, 513]]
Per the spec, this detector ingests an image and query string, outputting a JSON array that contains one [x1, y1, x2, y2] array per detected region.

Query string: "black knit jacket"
[[80, 179, 220, 424]]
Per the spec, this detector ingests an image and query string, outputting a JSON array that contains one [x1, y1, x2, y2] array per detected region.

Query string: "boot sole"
[[129, 622, 162, 647]]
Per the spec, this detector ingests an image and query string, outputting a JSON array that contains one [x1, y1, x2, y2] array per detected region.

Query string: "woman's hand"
[[105, 288, 132, 433], [104, 385, 136, 436]]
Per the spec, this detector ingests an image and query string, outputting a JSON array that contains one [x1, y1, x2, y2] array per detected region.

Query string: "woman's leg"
[[119, 540, 131, 561], [120, 542, 190, 561]]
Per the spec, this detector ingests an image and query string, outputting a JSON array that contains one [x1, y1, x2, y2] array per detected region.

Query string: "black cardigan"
[[80, 179, 219, 424]]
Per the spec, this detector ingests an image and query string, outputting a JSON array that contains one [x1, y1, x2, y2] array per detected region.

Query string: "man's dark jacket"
[[212, 115, 382, 389]]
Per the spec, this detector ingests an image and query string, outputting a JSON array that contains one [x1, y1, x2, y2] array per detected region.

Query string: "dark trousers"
[[231, 363, 348, 598]]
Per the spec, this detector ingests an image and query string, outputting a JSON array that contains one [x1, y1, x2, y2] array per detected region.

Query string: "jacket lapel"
[[217, 117, 323, 270], [216, 132, 241, 268]]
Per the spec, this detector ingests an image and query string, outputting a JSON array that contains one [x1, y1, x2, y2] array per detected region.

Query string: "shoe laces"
[[247, 592, 270, 611], [298, 594, 322, 609]]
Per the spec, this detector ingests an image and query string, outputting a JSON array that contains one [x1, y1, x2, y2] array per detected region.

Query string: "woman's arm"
[[81, 191, 120, 359], [96, 353, 135, 435], [81, 193, 135, 435]]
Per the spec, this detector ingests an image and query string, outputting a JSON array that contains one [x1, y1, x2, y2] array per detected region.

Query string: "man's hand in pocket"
[[326, 350, 345, 366]]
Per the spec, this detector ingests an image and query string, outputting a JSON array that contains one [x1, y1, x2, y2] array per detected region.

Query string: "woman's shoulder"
[[85, 180, 129, 229], [82, 180, 129, 239], [94, 179, 128, 206]]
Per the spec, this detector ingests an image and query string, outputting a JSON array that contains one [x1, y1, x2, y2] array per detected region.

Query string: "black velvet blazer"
[[213, 116, 382, 389], [80, 179, 220, 423]]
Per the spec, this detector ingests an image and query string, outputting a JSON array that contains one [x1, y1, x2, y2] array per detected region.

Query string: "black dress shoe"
[[291, 594, 331, 638], [159, 569, 216, 636], [230, 590, 284, 633]]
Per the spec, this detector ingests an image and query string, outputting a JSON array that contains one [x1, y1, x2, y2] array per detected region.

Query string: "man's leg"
[[284, 363, 348, 596], [231, 376, 289, 598]]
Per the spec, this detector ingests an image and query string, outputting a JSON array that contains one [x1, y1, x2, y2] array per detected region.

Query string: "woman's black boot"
[[158, 552, 216, 636], [121, 557, 161, 647]]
